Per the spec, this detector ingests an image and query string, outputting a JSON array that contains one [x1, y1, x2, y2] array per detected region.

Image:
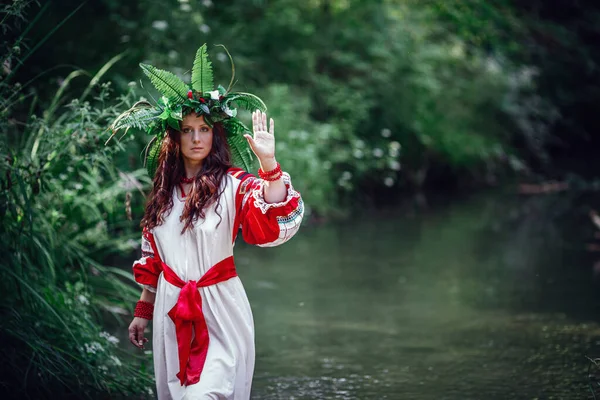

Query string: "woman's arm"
[[259, 156, 287, 204], [128, 287, 156, 349], [139, 287, 156, 304], [245, 110, 289, 204]]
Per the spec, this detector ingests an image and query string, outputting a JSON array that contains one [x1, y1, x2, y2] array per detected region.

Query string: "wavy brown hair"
[[140, 122, 232, 234]]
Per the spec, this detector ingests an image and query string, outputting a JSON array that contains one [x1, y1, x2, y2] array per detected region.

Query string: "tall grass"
[[1, 2, 154, 398]]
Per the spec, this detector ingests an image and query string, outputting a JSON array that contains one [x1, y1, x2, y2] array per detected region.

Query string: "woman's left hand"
[[245, 110, 275, 162]]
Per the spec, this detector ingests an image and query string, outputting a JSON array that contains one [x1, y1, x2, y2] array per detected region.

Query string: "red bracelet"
[[134, 300, 154, 320], [258, 162, 282, 181]]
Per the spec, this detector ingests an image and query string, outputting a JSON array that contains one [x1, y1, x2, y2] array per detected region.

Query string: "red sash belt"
[[162, 256, 237, 386], [134, 228, 238, 386]]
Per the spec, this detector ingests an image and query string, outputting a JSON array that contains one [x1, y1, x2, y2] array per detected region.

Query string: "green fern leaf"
[[223, 119, 254, 171], [110, 102, 161, 133], [225, 93, 267, 112], [191, 44, 214, 94], [140, 63, 188, 104], [145, 136, 163, 177]]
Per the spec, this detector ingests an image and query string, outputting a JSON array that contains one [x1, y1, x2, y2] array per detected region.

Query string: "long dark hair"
[[140, 122, 232, 234]]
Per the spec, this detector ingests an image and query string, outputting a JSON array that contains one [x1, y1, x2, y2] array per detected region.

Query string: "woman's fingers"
[[251, 110, 274, 136], [128, 322, 146, 349], [129, 325, 140, 348], [137, 325, 145, 348]]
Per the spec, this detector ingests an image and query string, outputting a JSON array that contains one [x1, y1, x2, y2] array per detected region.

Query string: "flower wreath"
[[108, 43, 266, 177]]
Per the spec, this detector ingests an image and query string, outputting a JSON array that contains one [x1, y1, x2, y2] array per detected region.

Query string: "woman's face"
[[179, 112, 213, 165]]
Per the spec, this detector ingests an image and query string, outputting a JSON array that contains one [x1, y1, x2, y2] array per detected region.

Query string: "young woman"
[[115, 45, 304, 399], [129, 110, 303, 399]]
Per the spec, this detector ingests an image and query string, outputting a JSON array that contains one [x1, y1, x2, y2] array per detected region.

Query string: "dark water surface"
[[235, 191, 600, 399]]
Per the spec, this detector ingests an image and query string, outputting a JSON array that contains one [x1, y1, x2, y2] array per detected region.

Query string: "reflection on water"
[[237, 191, 600, 399]]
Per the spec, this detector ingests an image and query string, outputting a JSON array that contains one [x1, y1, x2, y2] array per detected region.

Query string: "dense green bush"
[[0, 75, 154, 396], [1, 4, 154, 394]]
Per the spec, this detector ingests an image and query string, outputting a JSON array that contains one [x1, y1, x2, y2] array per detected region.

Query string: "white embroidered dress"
[[133, 169, 303, 400]]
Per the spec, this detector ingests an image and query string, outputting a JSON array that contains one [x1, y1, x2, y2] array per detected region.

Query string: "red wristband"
[[258, 162, 282, 181], [134, 300, 154, 320]]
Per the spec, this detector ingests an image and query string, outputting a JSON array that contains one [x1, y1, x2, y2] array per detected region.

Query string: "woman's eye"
[[201, 127, 209, 132], [183, 128, 190, 133]]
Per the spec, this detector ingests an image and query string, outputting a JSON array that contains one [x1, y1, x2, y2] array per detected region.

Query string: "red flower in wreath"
[[199, 98, 206, 103], [187, 90, 193, 99]]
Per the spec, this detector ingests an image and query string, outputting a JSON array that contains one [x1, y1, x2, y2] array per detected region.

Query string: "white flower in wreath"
[[222, 104, 235, 117], [209, 90, 220, 100]]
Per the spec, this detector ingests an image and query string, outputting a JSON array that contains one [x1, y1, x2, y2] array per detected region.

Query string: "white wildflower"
[[384, 177, 395, 187], [323, 161, 332, 170], [355, 139, 365, 149], [341, 171, 352, 180], [84, 342, 103, 354], [373, 148, 384, 158], [99, 331, 120, 345], [146, 387, 154, 396], [151, 20, 168, 31], [208, 90, 220, 100], [200, 24, 211, 34], [202, 0, 213, 7], [389, 141, 401, 151], [168, 50, 178, 60], [77, 294, 89, 306], [127, 81, 136, 87], [222, 105, 234, 117], [180, 3, 192, 11], [381, 128, 391, 138]]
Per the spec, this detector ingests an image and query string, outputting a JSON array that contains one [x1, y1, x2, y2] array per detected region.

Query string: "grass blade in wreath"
[[140, 63, 188, 104], [215, 44, 235, 93], [191, 44, 214, 94]]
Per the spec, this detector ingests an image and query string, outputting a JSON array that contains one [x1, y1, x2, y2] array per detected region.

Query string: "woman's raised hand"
[[245, 110, 275, 162]]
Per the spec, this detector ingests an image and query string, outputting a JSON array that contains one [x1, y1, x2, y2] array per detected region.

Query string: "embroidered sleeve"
[[132, 228, 162, 292], [232, 170, 304, 247]]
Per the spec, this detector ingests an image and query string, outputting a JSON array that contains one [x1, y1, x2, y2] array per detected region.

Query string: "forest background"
[[1, 0, 599, 398]]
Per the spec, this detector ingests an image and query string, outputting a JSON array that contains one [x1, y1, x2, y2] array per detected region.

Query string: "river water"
[[233, 190, 600, 399]]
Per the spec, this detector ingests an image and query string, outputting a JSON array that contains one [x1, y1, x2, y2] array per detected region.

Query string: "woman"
[[113, 45, 303, 399]]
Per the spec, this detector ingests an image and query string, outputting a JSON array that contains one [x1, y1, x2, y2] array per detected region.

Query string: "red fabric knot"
[[162, 256, 237, 386]]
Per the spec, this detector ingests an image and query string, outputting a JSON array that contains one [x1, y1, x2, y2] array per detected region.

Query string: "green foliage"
[[223, 118, 255, 172], [0, 7, 154, 391], [139, 63, 189, 104], [145, 136, 162, 178], [109, 100, 160, 136], [226, 93, 267, 113], [191, 43, 214, 94]]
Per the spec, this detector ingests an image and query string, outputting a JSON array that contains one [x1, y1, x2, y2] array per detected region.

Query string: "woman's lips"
[[191, 147, 204, 150]]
